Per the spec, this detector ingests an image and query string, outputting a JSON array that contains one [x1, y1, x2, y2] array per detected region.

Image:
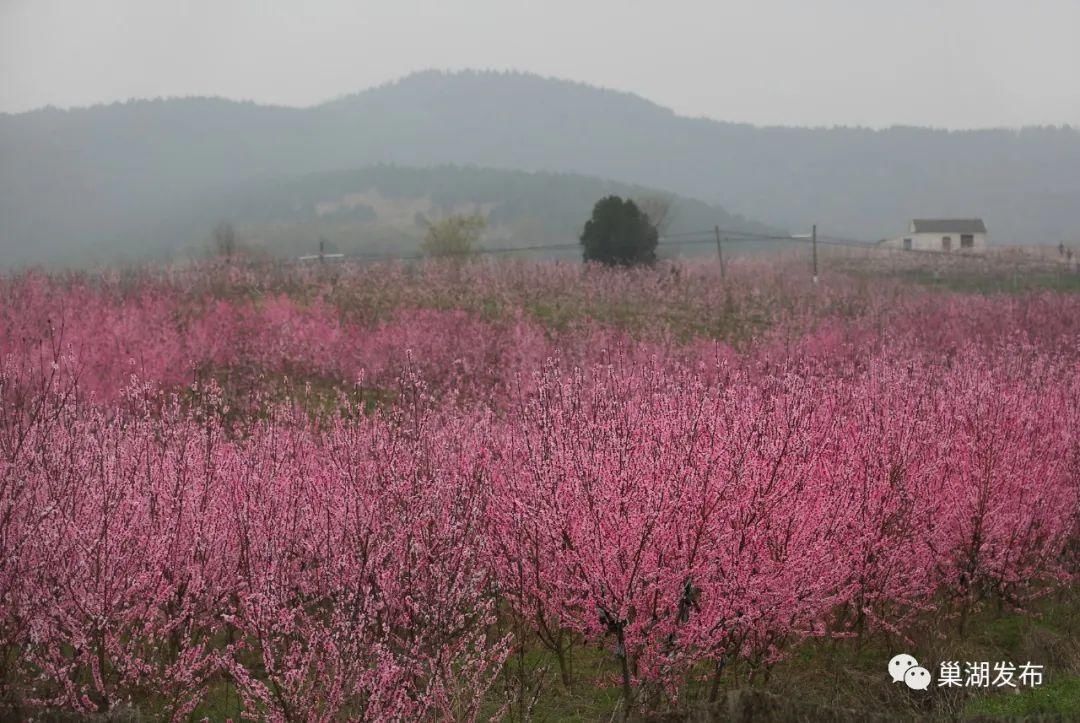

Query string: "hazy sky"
[[2, 0, 1078, 128]]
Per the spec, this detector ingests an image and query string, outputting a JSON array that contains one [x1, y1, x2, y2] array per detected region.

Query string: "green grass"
[[963, 677, 1080, 719], [883, 268, 1080, 294], [172, 590, 1080, 721], [495, 589, 1080, 721], [488, 644, 626, 721], [192, 679, 244, 720], [40, 573, 1064, 721]]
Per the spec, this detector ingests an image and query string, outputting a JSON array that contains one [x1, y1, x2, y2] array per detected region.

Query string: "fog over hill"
[[2, 69, 1078, 265], [166, 165, 775, 261]]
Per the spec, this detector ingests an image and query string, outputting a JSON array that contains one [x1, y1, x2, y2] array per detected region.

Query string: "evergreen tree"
[[580, 196, 658, 266]]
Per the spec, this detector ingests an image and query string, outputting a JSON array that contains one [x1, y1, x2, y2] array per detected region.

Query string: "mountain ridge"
[[9, 69, 1075, 133], [2, 69, 1078, 266]]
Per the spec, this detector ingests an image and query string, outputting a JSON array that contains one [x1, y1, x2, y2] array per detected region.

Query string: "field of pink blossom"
[[1, 258, 1078, 720]]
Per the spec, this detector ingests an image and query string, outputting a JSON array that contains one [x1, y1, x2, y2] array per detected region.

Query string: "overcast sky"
[[2, 0, 1078, 128]]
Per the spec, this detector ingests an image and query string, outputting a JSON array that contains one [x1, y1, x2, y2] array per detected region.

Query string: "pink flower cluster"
[[492, 346, 1077, 703], [1, 366, 511, 720], [0, 260, 1078, 717]]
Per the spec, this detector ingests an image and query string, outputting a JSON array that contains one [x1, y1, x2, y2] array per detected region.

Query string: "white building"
[[880, 219, 988, 252]]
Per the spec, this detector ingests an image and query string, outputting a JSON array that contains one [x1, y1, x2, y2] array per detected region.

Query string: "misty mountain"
[[2, 69, 1079, 265]]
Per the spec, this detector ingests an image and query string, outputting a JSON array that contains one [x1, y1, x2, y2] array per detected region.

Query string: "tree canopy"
[[580, 196, 659, 266], [421, 213, 486, 259]]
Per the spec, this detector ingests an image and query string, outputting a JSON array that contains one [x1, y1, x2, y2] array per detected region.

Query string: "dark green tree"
[[580, 196, 659, 266]]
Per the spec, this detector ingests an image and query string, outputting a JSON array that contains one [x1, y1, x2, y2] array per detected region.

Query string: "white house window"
[[942, 236, 952, 251], [903, 238, 912, 250], [960, 234, 974, 248]]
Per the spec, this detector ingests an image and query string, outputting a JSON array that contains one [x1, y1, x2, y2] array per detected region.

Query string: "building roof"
[[912, 218, 987, 234]]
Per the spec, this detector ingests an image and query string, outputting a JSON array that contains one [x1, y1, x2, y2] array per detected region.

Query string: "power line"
[[314, 230, 784, 264], [342, 240, 583, 263], [293, 224, 1074, 277], [300, 224, 826, 265], [662, 228, 804, 242]]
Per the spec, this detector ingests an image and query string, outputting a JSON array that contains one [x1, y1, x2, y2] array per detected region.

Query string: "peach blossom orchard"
[[0, 259, 1078, 719]]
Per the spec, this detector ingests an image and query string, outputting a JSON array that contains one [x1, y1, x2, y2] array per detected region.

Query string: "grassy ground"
[[758, 588, 1080, 722], [898, 269, 1080, 294], [844, 265, 1080, 294], [477, 587, 1080, 722], [19, 579, 1077, 722]]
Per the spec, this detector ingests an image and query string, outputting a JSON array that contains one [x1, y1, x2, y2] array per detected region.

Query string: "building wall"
[[881, 231, 987, 252]]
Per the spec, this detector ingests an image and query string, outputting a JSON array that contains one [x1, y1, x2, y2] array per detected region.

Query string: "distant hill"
[[2, 69, 1079, 265]]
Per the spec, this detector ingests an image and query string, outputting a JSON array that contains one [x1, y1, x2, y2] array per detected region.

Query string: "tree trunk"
[[616, 628, 633, 721]]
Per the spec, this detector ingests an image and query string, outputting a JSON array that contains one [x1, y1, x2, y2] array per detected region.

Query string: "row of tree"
[[212, 195, 664, 266], [421, 195, 661, 265]]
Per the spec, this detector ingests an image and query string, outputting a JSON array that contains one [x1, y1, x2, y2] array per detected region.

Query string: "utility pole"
[[319, 237, 325, 264], [812, 224, 818, 284], [714, 225, 725, 280]]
